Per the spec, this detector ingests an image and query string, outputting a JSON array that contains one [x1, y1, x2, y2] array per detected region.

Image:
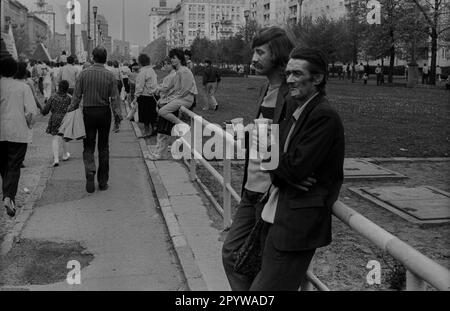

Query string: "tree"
[[411, 0, 450, 85], [142, 37, 167, 64], [294, 16, 347, 71], [190, 37, 217, 64], [344, 1, 369, 82]]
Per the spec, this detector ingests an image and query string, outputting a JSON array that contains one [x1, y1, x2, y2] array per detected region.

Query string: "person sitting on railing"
[[148, 58, 178, 160], [147, 49, 198, 161]]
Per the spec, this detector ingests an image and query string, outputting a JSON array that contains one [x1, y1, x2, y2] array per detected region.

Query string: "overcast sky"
[[21, 0, 158, 46]]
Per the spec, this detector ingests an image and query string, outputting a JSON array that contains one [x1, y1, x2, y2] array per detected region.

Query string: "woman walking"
[[132, 53, 158, 137], [14, 61, 43, 111], [1, 57, 38, 217], [41, 80, 72, 167]]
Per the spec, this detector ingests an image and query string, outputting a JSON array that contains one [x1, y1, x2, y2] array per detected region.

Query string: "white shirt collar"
[[292, 92, 320, 121]]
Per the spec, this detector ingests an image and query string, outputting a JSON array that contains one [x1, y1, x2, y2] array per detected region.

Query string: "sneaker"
[[53, 161, 59, 167], [99, 184, 109, 191], [62, 152, 71, 161], [4, 198, 16, 217], [86, 173, 95, 193], [214, 105, 219, 111]]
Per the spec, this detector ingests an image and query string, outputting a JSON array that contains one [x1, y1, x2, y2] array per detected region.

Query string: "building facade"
[[112, 39, 130, 61], [157, 0, 249, 50], [149, 0, 178, 43]]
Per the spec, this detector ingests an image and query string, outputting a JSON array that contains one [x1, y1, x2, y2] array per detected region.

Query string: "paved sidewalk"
[[0, 115, 53, 251], [2, 120, 186, 290]]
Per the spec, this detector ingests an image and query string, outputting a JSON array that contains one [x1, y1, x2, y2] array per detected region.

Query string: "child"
[[41, 80, 71, 167], [363, 73, 368, 85]]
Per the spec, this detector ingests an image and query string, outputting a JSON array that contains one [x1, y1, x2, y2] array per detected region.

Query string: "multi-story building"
[[26, 12, 49, 55], [2, 0, 29, 33], [157, 0, 249, 49], [149, 0, 178, 43], [248, 0, 349, 27], [113, 39, 130, 60]]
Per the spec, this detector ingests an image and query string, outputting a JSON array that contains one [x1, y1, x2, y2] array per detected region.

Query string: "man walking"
[[375, 64, 383, 86], [202, 59, 221, 111], [422, 63, 429, 84], [57, 55, 80, 95], [67, 46, 122, 193], [252, 47, 345, 291]]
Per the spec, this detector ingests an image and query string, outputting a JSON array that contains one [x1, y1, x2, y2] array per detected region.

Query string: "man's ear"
[[312, 74, 325, 87]]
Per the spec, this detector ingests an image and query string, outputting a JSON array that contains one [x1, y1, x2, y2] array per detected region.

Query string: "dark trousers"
[[82, 107, 112, 186], [249, 232, 315, 291], [0, 141, 28, 203], [222, 188, 316, 291], [222, 189, 265, 291]]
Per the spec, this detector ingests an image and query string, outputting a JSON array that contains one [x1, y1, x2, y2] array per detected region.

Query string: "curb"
[[1, 163, 53, 256], [127, 116, 208, 291]]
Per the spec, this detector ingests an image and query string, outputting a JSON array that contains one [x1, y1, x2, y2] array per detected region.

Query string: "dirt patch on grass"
[[0, 239, 94, 287]]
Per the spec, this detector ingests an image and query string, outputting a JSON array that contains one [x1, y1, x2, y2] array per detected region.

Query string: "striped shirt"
[[68, 63, 119, 111]]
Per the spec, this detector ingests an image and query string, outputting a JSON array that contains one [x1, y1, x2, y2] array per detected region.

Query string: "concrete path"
[[154, 160, 230, 291], [8, 120, 186, 291]]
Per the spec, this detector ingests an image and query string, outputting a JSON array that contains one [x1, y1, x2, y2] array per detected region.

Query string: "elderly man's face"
[[285, 59, 319, 101]]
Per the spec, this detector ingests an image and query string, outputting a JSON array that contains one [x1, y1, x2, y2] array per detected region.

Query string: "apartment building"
[[157, 0, 249, 49]]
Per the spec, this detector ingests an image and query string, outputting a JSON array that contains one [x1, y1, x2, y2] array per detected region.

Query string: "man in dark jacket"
[[222, 27, 316, 291], [202, 59, 221, 111], [250, 47, 345, 290]]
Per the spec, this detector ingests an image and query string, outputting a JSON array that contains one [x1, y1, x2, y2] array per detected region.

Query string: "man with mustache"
[[253, 47, 345, 290], [222, 27, 316, 291]]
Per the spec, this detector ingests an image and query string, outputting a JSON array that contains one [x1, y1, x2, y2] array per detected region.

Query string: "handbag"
[[233, 218, 264, 280], [233, 192, 270, 279]]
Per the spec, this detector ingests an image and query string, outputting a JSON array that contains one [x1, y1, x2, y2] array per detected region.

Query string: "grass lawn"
[[192, 76, 450, 158]]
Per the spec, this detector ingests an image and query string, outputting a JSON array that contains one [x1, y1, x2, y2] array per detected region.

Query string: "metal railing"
[[177, 106, 450, 291]]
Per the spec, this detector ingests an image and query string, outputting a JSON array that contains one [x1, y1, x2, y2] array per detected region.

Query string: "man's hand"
[[296, 176, 317, 192]]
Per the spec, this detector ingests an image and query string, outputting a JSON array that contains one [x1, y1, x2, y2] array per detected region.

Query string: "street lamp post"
[[244, 10, 250, 43], [87, 0, 91, 58], [215, 21, 220, 41], [93, 6, 98, 48], [197, 26, 201, 38], [97, 21, 103, 46]]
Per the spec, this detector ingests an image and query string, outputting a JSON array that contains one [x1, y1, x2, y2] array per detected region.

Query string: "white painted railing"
[[177, 106, 450, 291]]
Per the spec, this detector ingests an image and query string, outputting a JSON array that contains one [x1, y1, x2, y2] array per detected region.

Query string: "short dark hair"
[[251, 26, 294, 70], [14, 61, 29, 80], [205, 59, 211, 65], [169, 49, 187, 66], [184, 49, 192, 58], [113, 61, 119, 68], [0, 57, 18, 77], [289, 47, 328, 94], [138, 53, 150, 66], [67, 55, 75, 64], [58, 80, 70, 93], [92, 46, 107, 64]]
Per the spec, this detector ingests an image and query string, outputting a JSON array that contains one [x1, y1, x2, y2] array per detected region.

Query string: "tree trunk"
[[429, 29, 437, 85], [388, 29, 395, 84]]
